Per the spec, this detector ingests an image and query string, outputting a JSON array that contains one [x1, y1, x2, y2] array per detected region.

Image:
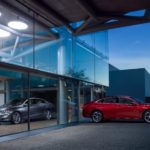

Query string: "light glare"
[[0, 29, 11, 37], [8, 21, 28, 30]]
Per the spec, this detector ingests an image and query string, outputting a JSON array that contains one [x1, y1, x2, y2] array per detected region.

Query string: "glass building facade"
[[0, 4, 108, 136]]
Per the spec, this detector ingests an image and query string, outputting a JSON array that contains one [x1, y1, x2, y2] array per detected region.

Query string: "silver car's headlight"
[[0, 110, 12, 114]]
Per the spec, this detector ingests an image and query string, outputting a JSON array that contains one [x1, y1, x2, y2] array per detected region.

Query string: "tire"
[[92, 110, 103, 123], [143, 110, 150, 123], [45, 110, 52, 120], [11, 112, 22, 124]]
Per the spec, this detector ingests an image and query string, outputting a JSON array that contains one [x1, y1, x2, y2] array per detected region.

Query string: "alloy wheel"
[[12, 112, 21, 124], [92, 111, 103, 123], [144, 110, 150, 123]]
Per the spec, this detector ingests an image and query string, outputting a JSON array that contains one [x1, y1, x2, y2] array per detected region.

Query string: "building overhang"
[[0, 0, 150, 35]]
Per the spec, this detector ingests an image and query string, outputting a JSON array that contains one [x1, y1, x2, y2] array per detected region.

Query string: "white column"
[[0, 81, 4, 105], [90, 85, 94, 101], [58, 79, 68, 124], [57, 45, 66, 75]]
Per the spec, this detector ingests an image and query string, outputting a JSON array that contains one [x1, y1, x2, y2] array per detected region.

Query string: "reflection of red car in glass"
[[83, 96, 150, 123]]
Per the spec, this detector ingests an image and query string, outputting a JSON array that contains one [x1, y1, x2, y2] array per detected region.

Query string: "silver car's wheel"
[[144, 110, 150, 123], [45, 110, 52, 120], [92, 111, 103, 123], [12, 112, 22, 124]]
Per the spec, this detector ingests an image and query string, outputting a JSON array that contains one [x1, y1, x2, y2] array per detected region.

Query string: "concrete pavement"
[[0, 121, 150, 150]]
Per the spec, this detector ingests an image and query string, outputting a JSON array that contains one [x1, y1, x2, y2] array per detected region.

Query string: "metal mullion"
[[27, 72, 30, 131]]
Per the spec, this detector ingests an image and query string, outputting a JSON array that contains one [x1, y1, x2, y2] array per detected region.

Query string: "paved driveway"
[[0, 119, 57, 136], [0, 121, 150, 150]]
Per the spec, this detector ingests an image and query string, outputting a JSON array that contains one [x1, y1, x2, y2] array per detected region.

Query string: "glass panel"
[[34, 26, 73, 76], [73, 34, 94, 82], [102, 97, 117, 103], [93, 86, 106, 99], [95, 58, 109, 86], [0, 4, 109, 86], [95, 31, 108, 57], [34, 22, 59, 73], [59, 80, 78, 124], [78, 33, 94, 48], [57, 27, 73, 76], [94, 31, 109, 86], [68, 81, 78, 123], [29, 74, 58, 130], [0, 68, 28, 136], [0, 5, 34, 68], [79, 82, 93, 121], [74, 31, 109, 85]]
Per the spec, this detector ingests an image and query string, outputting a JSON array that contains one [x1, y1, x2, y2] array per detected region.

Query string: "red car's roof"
[[104, 96, 134, 99]]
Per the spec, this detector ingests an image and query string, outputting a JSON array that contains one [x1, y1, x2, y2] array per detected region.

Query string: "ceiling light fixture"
[[8, 21, 28, 30], [0, 29, 11, 37]]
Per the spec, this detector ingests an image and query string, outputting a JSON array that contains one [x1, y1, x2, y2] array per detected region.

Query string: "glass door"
[[0, 68, 28, 136], [67, 81, 78, 123], [79, 82, 93, 121], [59, 79, 79, 124], [29, 74, 58, 130]]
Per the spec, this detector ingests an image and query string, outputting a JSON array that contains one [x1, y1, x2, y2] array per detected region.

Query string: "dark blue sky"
[[109, 22, 150, 72]]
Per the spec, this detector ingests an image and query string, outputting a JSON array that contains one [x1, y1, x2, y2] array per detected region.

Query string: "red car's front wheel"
[[92, 111, 103, 123]]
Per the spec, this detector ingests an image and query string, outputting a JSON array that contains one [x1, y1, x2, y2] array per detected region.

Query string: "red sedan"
[[82, 96, 150, 123]]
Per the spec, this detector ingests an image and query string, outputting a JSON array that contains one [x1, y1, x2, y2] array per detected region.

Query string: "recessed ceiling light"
[[8, 21, 28, 30], [0, 29, 11, 37], [38, 85, 44, 88]]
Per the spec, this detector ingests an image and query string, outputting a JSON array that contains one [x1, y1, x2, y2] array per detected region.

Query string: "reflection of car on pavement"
[[0, 98, 56, 124], [83, 96, 150, 123]]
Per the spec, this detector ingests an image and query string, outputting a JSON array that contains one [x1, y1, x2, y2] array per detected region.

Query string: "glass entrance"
[[29, 74, 58, 130], [59, 79, 79, 124], [79, 82, 93, 121], [67, 81, 79, 123], [0, 68, 28, 136]]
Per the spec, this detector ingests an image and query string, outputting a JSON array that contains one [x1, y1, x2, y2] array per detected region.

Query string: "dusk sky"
[[109, 22, 150, 72]]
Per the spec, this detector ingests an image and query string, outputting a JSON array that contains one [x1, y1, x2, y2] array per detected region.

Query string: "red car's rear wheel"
[[144, 110, 150, 123]]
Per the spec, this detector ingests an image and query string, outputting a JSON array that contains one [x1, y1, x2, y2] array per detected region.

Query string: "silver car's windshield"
[[6, 99, 25, 106]]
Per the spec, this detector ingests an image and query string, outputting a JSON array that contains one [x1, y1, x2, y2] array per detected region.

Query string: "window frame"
[[118, 98, 137, 105], [97, 97, 118, 104]]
